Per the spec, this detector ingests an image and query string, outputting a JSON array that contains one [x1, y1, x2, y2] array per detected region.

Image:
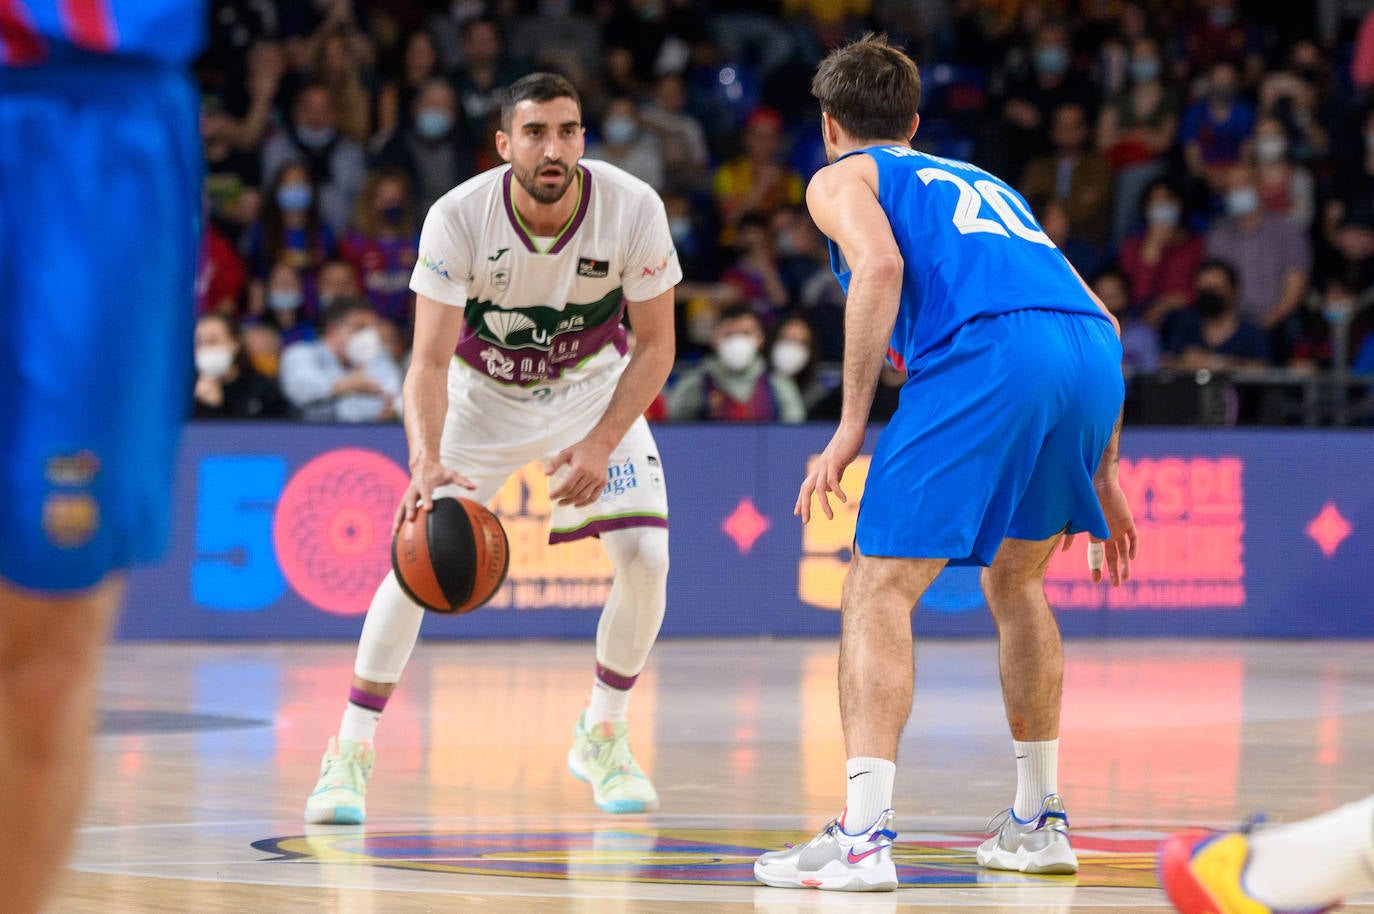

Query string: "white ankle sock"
[[1013, 739, 1059, 820], [842, 757, 896, 833], [339, 703, 381, 746], [1245, 795, 1374, 909], [586, 679, 631, 725]]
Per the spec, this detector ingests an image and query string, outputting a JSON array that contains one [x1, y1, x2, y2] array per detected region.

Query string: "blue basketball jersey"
[[0, 0, 203, 68], [827, 146, 1108, 370]]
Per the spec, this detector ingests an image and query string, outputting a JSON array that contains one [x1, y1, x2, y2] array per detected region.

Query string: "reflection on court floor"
[[64, 639, 1374, 912]]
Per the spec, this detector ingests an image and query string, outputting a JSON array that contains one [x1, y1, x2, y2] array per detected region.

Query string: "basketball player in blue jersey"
[[0, 3, 203, 911], [754, 35, 1138, 891]]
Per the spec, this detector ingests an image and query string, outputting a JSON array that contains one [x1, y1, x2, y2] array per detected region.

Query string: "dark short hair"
[[1197, 258, 1239, 291], [718, 304, 762, 328], [811, 33, 921, 143], [501, 72, 581, 132], [321, 296, 374, 330]]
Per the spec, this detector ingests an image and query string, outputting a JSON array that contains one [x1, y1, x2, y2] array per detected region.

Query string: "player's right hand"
[[394, 460, 476, 532]]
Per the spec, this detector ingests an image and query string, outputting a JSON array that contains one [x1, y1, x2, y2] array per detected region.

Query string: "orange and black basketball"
[[391, 496, 510, 614]]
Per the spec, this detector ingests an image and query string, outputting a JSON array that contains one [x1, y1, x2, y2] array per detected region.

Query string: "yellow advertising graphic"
[[797, 456, 870, 611], [484, 463, 614, 611]]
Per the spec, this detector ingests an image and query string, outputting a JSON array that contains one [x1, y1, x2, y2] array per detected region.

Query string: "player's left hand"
[[547, 436, 614, 508], [796, 422, 865, 524], [1061, 479, 1139, 586]]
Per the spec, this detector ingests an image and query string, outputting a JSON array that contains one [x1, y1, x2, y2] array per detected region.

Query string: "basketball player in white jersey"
[[306, 73, 681, 821]]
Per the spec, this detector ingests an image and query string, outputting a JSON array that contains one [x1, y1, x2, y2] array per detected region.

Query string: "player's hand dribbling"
[[394, 460, 476, 533], [796, 422, 865, 524], [547, 435, 614, 509]]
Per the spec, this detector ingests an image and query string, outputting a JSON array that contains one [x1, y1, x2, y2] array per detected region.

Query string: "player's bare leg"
[[838, 552, 945, 762], [976, 532, 1077, 874], [754, 552, 943, 891], [0, 576, 121, 914]]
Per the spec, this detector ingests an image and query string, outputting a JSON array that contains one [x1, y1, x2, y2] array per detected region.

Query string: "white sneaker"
[[754, 810, 899, 891], [304, 737, 374, 825], [567, 712, 659, 814], [976, 794, 1078, 874]]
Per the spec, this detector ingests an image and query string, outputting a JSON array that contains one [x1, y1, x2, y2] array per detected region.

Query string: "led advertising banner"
[[119, 424, 1373, 640]]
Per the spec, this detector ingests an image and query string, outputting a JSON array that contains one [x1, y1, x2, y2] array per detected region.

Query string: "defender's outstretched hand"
[[796, 424, 865, 524]]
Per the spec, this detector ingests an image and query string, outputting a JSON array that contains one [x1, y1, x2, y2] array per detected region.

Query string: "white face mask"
[[716, 333, 760, 372], [1255, 135, 1287, 163], [346, 326, 383, 366], [195, 345, 234, 379], [1226, 186, 1260, 216], [771, 339, 809, 377]]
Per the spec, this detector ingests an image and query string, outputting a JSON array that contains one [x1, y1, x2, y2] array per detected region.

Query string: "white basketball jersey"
[[410, 159, 682, 388]]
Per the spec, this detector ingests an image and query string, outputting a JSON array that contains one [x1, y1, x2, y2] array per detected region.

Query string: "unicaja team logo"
[[272, 448, 409, 615], [484, 311, 536, 345]]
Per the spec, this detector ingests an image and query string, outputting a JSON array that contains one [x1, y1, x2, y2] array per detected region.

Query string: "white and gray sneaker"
[[975, 794, 1078, 874], [754, 810, 898, 891]]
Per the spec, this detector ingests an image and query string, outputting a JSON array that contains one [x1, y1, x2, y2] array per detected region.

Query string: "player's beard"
[[512, 159, 577, 205]]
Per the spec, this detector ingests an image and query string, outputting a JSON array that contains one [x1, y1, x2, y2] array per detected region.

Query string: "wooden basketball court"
[[57, 638, 1374, 912]]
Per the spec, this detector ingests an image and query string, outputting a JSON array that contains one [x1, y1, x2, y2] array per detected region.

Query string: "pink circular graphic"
[[273, 448, 409, 616]]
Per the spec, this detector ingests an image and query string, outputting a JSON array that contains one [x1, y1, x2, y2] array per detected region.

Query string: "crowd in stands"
[[193, 0, 1374, 425]]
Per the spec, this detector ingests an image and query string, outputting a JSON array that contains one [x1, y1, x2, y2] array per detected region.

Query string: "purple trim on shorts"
[[596, 662, 638, 691], [548, 166, 592, 254], [502, 171, 538, 252], [547, 514, 668, 545], [349, 686, 389, 712]]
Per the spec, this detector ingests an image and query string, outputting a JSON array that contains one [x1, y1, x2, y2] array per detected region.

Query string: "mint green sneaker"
[[567, 712, 659, 814], [304, 737, 374, 825]]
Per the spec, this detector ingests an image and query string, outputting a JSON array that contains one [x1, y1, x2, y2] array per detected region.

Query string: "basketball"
[[391, 496, 510, 614]]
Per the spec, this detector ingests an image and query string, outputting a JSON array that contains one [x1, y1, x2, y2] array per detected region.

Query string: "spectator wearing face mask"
[[340, 170, 419, 326], [1247, 116, 1314, 227], [249, 163, 335, 311], [1206, 164, 1311, 334], [587, 96, 665, 192], [1161, 259, 1271, 371], [192, 314, 288, 419], [667, 306, 805, 423], [992, 21, 1097, 180], [1097, 35, 1182, 245], [769, 312, 829, 416], [374, 79, 474, 214], [375, 30, 443, 147], [259, 261, 317, 347], [279, 297, 403, 422], [1118, 179, 1204, 326], [261, 82, 367, 235]]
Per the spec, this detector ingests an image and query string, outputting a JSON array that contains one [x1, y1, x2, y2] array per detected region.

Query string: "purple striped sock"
[[595, 663, 637, 692], [349, 686, 389, 713]]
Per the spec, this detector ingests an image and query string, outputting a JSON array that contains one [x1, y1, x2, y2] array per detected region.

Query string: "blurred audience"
[[668, 306, 806, 423], [280, 298, 403, 422], [261, 82, 367, 234], [340, 170, 419, 326], [184, 0, 1374, 424], [1162, 260, 1271, 371], [193, 313, 288, 419], [1117, 178, 1204, 326], [1206, 164, 1311, 335]]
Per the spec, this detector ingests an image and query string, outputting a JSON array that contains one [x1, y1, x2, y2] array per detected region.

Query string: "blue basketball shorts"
[[0, 59, 202, 592], [856, 309, 1124, 567]]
